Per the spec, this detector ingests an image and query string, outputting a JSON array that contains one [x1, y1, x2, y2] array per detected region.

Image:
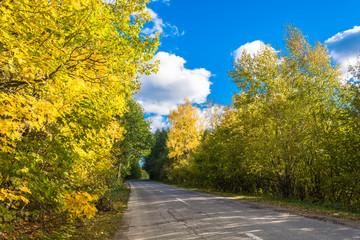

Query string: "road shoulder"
[[159, 181, 360, 230]]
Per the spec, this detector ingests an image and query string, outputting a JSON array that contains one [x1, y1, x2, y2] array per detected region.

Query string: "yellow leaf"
[[19, 186, 32, 194]]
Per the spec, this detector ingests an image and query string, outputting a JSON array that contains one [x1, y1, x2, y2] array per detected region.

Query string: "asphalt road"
[[115, 180, 360, 240]]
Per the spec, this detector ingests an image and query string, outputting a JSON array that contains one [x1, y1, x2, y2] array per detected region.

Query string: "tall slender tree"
[[166, 100, 203, 182]]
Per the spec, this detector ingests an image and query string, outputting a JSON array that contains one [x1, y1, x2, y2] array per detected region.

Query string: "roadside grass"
[[70, 183, 130, 240], [256, 195, 360, 221], [161, 181, 360, 222]]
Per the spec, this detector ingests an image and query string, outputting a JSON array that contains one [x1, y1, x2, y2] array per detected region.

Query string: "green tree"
[[113, 98, 153, 182], [127, 161, 143, 180], [191, 26, 360, 208], [228, 26, 347, 199], [191, 108, 250, 191], [143, 129, 170, 180]]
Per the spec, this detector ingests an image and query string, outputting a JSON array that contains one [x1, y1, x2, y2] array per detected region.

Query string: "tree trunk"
[[117, 161, 122, 183]]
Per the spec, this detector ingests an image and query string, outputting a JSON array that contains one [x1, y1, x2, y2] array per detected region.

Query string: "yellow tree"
[[0, 0, 158, 237], [166, 100, 203, 181]]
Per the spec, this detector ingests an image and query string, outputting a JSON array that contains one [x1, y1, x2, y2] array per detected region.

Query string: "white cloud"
[[137, 51, 212, 117], [142, 8, 179, 38], [152, 0, 170, 3], [325, 26, 360, 80], [103, 0, 170, 4], [233, 40, 279, 63], [233, 40, 267, 61], [147, 105, 224, 133], [197, 104, 225, 130], [148, 115, 169, 133]]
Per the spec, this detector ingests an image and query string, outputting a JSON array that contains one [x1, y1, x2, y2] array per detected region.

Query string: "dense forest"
[[144, 26, 360, 211], [0, 0, 156, 238]]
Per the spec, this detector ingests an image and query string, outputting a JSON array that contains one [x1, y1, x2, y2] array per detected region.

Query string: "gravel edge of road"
[[158, 181, 360, 230], [113, 182, 131, 240], [234, 198, 360, 229]]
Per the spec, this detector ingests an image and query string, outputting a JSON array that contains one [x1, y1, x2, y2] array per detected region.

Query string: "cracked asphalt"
[[115, 180, 360, 240]]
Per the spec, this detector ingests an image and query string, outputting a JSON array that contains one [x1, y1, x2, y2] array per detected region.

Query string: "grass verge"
[[160, 181, 360, 224], [70, 183, 130, 240]]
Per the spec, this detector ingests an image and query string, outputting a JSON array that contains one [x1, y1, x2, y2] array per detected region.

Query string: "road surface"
[[115, 180, 360, 240]]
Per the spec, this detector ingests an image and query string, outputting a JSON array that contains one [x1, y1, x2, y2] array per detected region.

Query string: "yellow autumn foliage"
[[62, 192, 98, 221], [0, 0, 158, 237], [167, 100, 203, 162], [0, 185, 32, 207], [166, 100, 203, 182]]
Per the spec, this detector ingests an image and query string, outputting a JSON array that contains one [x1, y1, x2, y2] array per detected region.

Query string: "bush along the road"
[[70, 183, 131, 240], [144, 26, 360, 213]]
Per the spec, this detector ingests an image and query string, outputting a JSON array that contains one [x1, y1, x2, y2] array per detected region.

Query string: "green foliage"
[[185, 26, 360, 211], [143, 129, 170, 180], [113, 98, 153, 182], [140, 169, 150, 180], [126, 161, 142, 180]]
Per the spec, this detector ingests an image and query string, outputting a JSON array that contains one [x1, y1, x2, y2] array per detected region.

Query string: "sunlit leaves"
[[226, 26, 347, 199], [186, 26, 360, 209], [167, 100, 202, 162], [62, 191, 98, 222], [165, 100, 203, 182], [0, 0, 158, 237]]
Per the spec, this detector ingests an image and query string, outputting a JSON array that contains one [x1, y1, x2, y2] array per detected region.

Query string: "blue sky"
[[136, 0, 360, 130]]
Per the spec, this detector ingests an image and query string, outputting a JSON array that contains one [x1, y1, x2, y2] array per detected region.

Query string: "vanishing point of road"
[[115, 180, 360, 240]]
